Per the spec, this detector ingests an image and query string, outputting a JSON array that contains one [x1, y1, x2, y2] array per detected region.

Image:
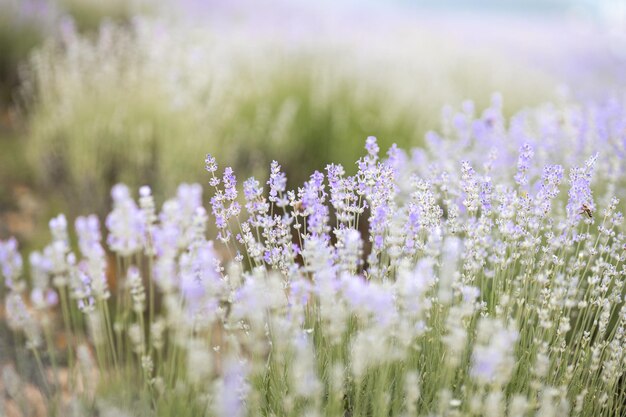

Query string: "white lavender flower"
[[106, 184, 146, 256]]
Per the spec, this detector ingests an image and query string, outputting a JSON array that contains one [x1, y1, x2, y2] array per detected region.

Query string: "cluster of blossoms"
[[1, 96, 626, 417]]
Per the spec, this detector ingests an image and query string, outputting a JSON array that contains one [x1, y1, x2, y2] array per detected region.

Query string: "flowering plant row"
[[1, 96, 625, 416]]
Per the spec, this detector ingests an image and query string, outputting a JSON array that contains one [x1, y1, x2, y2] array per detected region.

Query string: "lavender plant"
[[2, 96, 626, 416]]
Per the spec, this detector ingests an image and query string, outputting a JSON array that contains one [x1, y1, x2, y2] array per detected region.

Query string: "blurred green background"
[[1, 0, 625, 249]]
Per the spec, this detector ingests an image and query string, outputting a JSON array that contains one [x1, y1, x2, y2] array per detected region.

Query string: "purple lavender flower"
[[335, 228, 363, 273], [370, 205, 388, 250], [326, 164, 360, 224], [76, 215, 104, 259], [365, 136, 379, 158], [209, 166, 239, 241], [178, 240, 223, 313], [514, 143, 534, 186], [459, 285, 480, 303], [223, 167, 238, 201], [357, 136, 381, 189], [76, 215, 109, 300], [470, 321, 518, 385], [211, 195, 227, 229], [289, 278, 313, 307], [300, 171, 329, 239], [0, 238, 23, 290], [243, 177, 269, 226], [43, 240, 70, 278], [326, 163, 344, 190], [243, 177, 261, 202], [342, 275, 395, 324], [461, 160, 480, 213], [535, 164, 564, 217], [479, 176, 493, 213], [155, 185, 206, 253], [566, 154, 598, 220], [70, 255, 95, 313], [213, 357, 250, 417], [176, 183, 203, 216], [268, 161, 288, 207], [205, 154, 218, 173], [30, 287, 58, 309], [386, 143, 407, 175]]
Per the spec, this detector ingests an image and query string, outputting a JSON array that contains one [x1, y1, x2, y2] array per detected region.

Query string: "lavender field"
[[1, 1, 626, 416]]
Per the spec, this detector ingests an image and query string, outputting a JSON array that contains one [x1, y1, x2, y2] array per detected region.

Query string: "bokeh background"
[[1, 0, 625, 250]]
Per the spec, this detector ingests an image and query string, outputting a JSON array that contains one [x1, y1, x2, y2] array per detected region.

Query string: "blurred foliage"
[[22, 19, 557, 219], [57, 0, 154, 32], [0, 133, 29, 211], [0, 0, 56, 106], [0, 0, 155, 108]]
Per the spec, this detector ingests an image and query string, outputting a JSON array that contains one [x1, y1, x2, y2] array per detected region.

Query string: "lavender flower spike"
[[0, 238, 23, 290], [106, 184, 146, 256], [566, 153, 598, 221]]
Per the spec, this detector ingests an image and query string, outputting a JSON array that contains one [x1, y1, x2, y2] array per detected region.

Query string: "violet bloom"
[[178, 240, 223, 314], [222, 167, 237, 201], [28, 251, 59, 309], [243, 177, 262, 202], [76, 215, 109, 300], [106, 184, 146, 256], [395, 258, 435, 318], [326, 163, 344, 191], [205, 154, 218, 173], [76, 215, 105, 259], [30, 287, 58, 309], [157, 183, 205, 249], [210, 195, 226, 228], [326, 164, 359, 224], [300, 171, 329, 239], [0, 238, 23, 290], [44, 240, 70, 278], [268, 161, 288, 207], [471, 321, 519, 386], [139, 186, 158, 255], [357, 136, 382, 197], [386, 143, 407, 176], [566, 154, 598, 220], [479, 177, 493, 213], [72, 257, 95, 313], [230, 274, 286, 322], [365, 135, 379, 158], [176, 183, 203, 217], [289, 278, 313, 307], [152, 218, 179, 259], [514, 143, 534, 186], [209, 166, 238, 242], [460, 160, 480, 213], [535, 164, 564, 217], [369, 205, 388, 250], [243, 177, 268, 226], [213, 357, 250, 417], [342, 275, 395, 324], [336, 228, 363, 273]]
